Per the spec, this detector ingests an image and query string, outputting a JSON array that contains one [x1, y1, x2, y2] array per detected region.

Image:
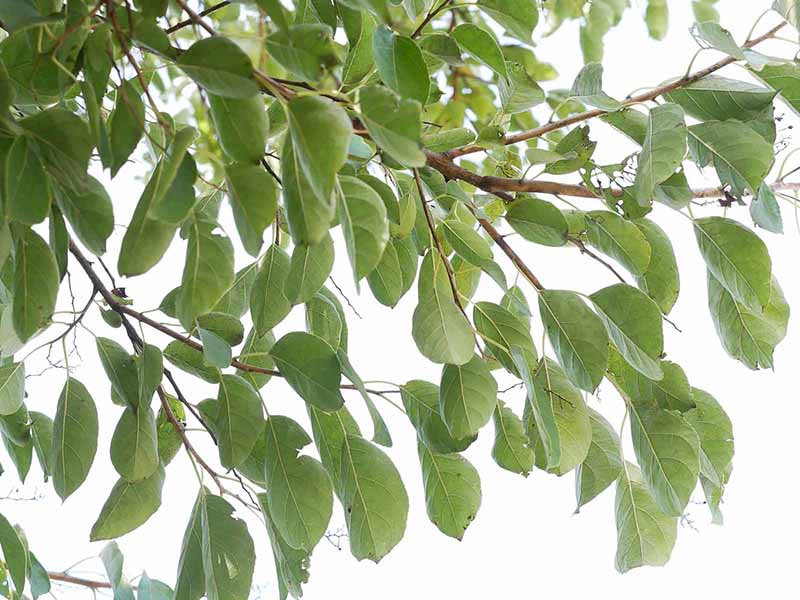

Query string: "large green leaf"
[[0, 513, 26, 594], [217, 374, 264, 469], [258, 494, 310, 600], [96, 337, 139, 409], [476, 0, 538, 43], [177, 219, 235, 331], [538, 290, 608, 392], [452, 24, 508, 78], [694, 216, 772, 312], [685, 387, 734, 489], [90, 465, 165, 541], [473, 301, 537, 375], [263, 415, 333, 551], [0, 362, 24, 416], [4, 135, 51, 224], [751, 62, 800, 115], [360, 85, 425, 167], [338, 175, 390, 281], [569, 62, 621, 111], [417, 441, 481, 540], [177, 37, 258, 98], [56, 174, 115, 256], [608, 350, 696, 413], [614, 462, 677, 573], [50, 377, 98, 500], [491, 400, 534, 476], [108, 79, 145, 177], [665, 75, 776, 121], [634, 103, 686, 206], [707, 273, 788, 369], [525, 357, 592, 475], [338, 434, 409, 562], [590, 284, 664, 380], [585, 210, 652, 277], [264, 23, 339, 82], [372, 26, 430, 104], [439, 355, 497, 439], [110, 404, 159, 482], [629, 404, 700, 516], [401, 380, 476, 454], [225, 162, 277, 257], [12, 225, 59, 342], [412, 252, 474, 365], [367, 237, 417, 307], [688, 120, 775, 195], [287, 95, 352, 213], [505, 196, 568, 247], [270, 331, 345, 411], [208, 93, 268, 163], [285, 234, 335, 305], [164, 341, 220, 384], [575, 408, 622, 511], [634, 219, 680, 314], [250, 244, 293, 335]]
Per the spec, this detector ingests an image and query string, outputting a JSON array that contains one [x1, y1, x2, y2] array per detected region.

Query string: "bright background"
[[3, 1, 799, 598]]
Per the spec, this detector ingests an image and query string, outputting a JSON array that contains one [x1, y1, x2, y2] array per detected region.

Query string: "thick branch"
[[48, 572, 113, 590], [443, 21, 787, 159]]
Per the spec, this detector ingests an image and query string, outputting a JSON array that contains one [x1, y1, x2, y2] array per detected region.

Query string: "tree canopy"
[[0, 0, 796, 597]]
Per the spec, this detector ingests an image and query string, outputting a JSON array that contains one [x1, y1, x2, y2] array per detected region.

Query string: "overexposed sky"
[[4, 1, 800, 598]]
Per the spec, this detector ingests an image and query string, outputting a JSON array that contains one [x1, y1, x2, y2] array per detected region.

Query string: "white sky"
[[3, 1, 800, 598]]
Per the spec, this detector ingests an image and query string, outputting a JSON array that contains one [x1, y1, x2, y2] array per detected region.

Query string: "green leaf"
[[200, 493, 256, 600], [473, 301, 538, 376], [367, 237, 417, 307], [751, 182, 784, 234], [590, 284, 664, 380], [614, 462, 677, 573], [634, 219, 680, 314], [499, 62, 545, 114], [287, 95, 352, 215], [338, 175, 390, 282], [147, 136, 199, 225], [441, 220, 492, 265], [177, 37, 258, 98], [688, 120, 775, 195], [491, 401, 534, 476], [439, 355, 497, 439], [208, 93, 268, 163], [100, 542, 135, 600], [236, 329, 276, 389], [665, 75, 776, 121], [538, 290, 608, 392], [452, 24, 508, 79], [372, 26, 430, 104], [270, 331, 345, 411], [306, 289, 348, 350], [359, 85, 426, 167], [264, 23, 339, 83], [338, 434, 409, 562], [0, 513, 26, 594], [251, 244, 292, 335], [694, 216, 772, 312], [281, 136, 334, 246], [338, 350, 393, 447], [575, 408, 622, 510], [476, 0, 538, 43], [401, 380, 475, 454], [607, 350, 696, 413], [110, 404, 159, 482], [585, 210, 652, 277], [263, 415, 333, 551], [629, 404, 700, 516], [157, 396, 184, 466], [214, 262, 259, 318], [164, 341, 220, 384], [505, 196, 568, 247], [685, 387, 734, 488], [0, 362, 24, 416], [109, 79, 145, 176], [55, 174, 115, 256], [285, 233, 335, 304], [634, 103, 686, 207], [707, 273, 789, 369], [570, 62, 621, 111], [30, 411, 53, 480], [750, 62, 800, 116], [259, 500, 311, 600], [217, 374, 264, 469], [96, 337, 140, 409], [90, 464, 165, 541], [138, 573, 173, 600], [177, 220, 235, 331], [138, 343, 163, 406], [4, 135, 51, 224], [12, 225, 59, 342], [51, 377, 98, 500], [224, 162, 278, 257], [412, 252, 474, 365], [417, 441, 481, 540], [525, 357, 592, 475]]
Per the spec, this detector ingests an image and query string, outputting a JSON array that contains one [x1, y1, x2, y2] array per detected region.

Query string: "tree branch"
[[442, 21, 787, 159], [166, 1, 231, 34]]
